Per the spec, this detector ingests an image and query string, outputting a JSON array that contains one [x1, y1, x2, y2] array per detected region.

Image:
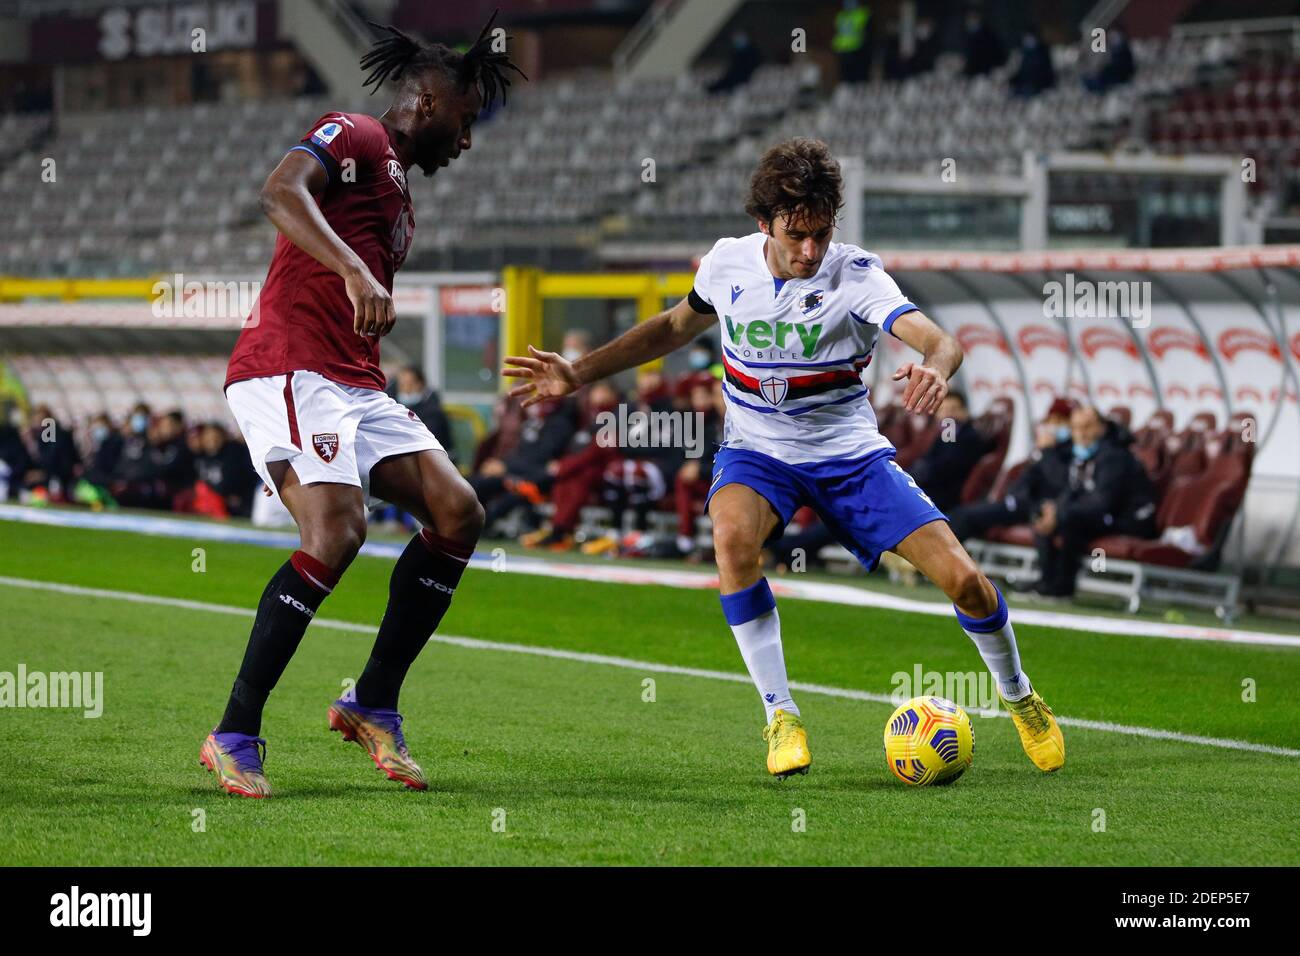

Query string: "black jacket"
[[196, 440, 261, 515], [28, 420, 81, 487], [0, 424, 34, 495], [405, 390, 456, 464], [504, 402, 578, 485], [84, 432, 123, 486], [1053, 423, 1156, 528], [911, 419, 990, 513], [1006, 440, 1072, 512]]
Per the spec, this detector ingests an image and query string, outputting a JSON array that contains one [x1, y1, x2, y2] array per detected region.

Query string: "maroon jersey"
[[226, 112, 415, 391]]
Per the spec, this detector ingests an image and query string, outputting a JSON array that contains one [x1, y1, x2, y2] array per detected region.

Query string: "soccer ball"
[[883, 696, 974, 786]]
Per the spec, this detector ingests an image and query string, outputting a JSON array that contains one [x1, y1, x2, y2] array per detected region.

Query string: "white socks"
[[722, 579, 1030, 724], [955, 586, 1032, 701], [721, 578, 797, 722]]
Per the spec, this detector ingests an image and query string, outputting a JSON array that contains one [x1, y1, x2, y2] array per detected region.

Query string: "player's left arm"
[[888, 310, 963, 416]]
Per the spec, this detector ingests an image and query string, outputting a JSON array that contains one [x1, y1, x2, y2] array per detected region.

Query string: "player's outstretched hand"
[[345, 267, 395, 338], [893, 362, 948, 415], [502, 345, 581, 407]]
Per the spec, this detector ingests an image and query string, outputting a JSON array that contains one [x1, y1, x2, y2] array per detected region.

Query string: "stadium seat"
[[1090, 438, 1251, 570]]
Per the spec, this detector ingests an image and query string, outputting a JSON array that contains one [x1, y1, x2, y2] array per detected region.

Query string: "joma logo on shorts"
[[279, 593, 314, 617]]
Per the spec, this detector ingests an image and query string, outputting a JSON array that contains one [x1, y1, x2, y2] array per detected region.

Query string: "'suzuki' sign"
[[98, 1, 258, 59], [29, 1, 276, 63]]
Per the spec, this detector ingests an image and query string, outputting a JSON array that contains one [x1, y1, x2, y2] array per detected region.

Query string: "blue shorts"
[[705, 445, 947, 572]]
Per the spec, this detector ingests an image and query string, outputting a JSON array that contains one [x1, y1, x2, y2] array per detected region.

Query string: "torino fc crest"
[[759, 376, 788, 405], [313, 432, 340, 462]]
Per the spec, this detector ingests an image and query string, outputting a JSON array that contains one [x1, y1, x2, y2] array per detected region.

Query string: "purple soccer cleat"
[[327, 694, 428, 791], [199, 730, 271, 798]]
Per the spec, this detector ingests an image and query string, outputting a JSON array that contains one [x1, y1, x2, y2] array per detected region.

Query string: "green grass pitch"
[[1, 518, 1298, 866]]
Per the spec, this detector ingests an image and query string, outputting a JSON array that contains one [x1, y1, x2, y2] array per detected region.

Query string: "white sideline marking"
[[1, 574, 1296, 759], [3, 503, 1299, 647]]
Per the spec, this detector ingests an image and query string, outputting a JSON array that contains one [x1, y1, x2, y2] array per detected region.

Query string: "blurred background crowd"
[[1, 322, 1253, 605]]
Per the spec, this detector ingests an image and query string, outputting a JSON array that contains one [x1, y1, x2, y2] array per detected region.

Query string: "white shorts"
[[226, 370, 442, 504]]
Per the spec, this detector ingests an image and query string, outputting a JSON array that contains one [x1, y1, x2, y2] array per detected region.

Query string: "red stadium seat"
[[983, 524, 1035, 547], [1090, 448, 1250, 569], [988, 460, 1027, 503], [959, 399, 1013, 504]]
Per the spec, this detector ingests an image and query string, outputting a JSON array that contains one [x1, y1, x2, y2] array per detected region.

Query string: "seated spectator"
[[68, 413, 124, 509], [948, 397, 1074, 542], [708, 30, 764, 94], [394, 365, 456, 463], [1083, 28, 1135, 94], [22, 404, 81, 500], [521, 382, 622, 551], [471, 396, 578, 534], [1032, 405, 1157, 598], [0, 404, 35, 501], [560, 328, 593, 365], [113, 408, 195, 510], [769, 509, 836, 573], [908, 390, 990, 513], [673, 378, 725, 559], [673, 337, 721, 408], [473, 393, 524, 473], [1009, 27, 1055, 98], [82, 413, 123, 487], [194, 422, 261, 518], [884, 16, 939, 81], [599, 368, 688, 556], [962, 6, 1007, 78], [111, 403, 155, 493]]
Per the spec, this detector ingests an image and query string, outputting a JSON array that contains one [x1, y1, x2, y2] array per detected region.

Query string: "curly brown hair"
[[744, 138, 844, 229]]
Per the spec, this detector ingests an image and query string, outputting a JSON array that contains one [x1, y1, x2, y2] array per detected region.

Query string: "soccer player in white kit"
[[504, 139, 1064, 778]]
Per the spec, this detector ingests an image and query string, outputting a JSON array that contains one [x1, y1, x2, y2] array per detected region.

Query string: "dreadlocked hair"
[[359, 10, 527, 108]]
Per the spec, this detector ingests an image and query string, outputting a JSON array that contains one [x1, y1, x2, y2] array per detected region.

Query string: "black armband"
[[688, 288, 716, 315]]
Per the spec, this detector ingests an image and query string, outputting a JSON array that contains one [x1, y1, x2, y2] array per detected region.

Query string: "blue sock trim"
[[955, 585, 1008, 633], [720, 578, 776, 626]]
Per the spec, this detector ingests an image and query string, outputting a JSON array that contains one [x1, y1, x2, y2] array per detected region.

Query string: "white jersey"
[[691, 233, 919, 464]]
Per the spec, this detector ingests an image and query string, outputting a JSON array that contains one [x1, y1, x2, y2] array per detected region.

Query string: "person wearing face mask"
[[1009, 26, 1055, 99], [560, 329, 592, 366], [393, 365, 456, 464], [22, 403, 81, 501], [947, 397, 1073, 544], [83, 413, 123, 486], [1032, 405, 1156, 598], [69, 412, 124, 509], [111, 403, 154, 490], [673, 337, 721, 408]]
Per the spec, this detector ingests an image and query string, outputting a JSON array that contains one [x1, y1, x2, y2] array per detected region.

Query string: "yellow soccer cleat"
[[1001, 690, 1065, 772], [762, 709, 811, 778]]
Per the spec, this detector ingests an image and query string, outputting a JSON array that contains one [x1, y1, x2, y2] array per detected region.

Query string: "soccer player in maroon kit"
[[199, 19, 524, 797]]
